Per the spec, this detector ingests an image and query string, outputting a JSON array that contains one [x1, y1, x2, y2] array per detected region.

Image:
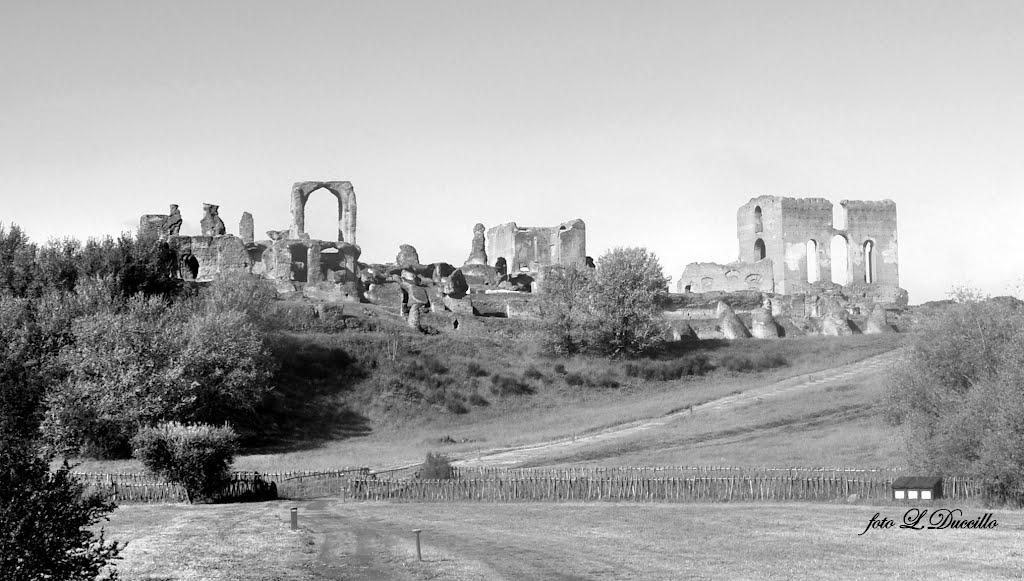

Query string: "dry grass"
[[106, 500, 1024, 580], [100, 502, 316, 581], [338, 501, 1024, 580], [529, 364, 905, 468], [70, 333, 903, 474]]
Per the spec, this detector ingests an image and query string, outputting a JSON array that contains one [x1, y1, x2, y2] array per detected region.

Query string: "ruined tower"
[[736, 196, 898, 295]]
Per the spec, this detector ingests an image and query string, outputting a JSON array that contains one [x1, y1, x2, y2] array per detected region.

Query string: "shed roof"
[[892, 476, 943, 489]]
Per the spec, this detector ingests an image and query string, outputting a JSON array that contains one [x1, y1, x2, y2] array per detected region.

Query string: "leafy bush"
[[489, 374, 535, 396], [553, 363, 567, 374], [540, 248, 669, 357], [717, 353, 788, 373], [468, 393, 489, 407], [445, 398, 469, 414], [884, 294, 1024, 505], [43, 297, 275, 458], [523, 366, 543, 380], [564, 372, 585, 386], [465, 361, 489, 377], [420, 452, 454, 480], [564, 370, 620, 388], [0, 446, 124, 580], [202, 272, 279, 331], [131, 422, 239, 503]]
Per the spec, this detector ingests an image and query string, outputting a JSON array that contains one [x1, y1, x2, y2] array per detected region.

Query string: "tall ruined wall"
[[486, 219, 586, 273], [735, 196, 898, 295], [841, 200, 898, 286]]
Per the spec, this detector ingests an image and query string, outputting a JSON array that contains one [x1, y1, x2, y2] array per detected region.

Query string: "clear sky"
[[2, 1, 1022, 303]]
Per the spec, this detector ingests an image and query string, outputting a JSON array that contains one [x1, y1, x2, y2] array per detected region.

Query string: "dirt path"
[[299, 501, 600, 580], [453, 348, 902, 468]]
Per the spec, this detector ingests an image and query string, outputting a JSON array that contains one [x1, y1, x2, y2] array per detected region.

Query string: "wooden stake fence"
[[74, 467, 984, 504], [347, 474, 983, 503]]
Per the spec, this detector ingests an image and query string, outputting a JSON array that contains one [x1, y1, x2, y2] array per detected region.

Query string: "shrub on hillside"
[[420, 452, 454, 480], [466, 361, 488, 377], [131, 422, 239, 504], [489, 374, 534, 396], [884, 292, 1024, 505], [0, 446, 124, 581], [468, 393, 489, 407], [202, 272, 279, 331], [717, 353, 788, 373], [523, 366, 543, 380]]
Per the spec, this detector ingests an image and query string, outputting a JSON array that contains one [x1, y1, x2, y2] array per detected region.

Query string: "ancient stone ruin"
[[678, 196, 901, 297], [139, 204, 182, 239], [663, 196, 908, 341], [289, 181, 356, 243], [143, 180, 364, 303], [486, 219, 586, 274]]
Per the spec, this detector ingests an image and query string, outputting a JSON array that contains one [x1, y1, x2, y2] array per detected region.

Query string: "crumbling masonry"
[[679, 196, 900, 296], [486, 219, 586, 273]]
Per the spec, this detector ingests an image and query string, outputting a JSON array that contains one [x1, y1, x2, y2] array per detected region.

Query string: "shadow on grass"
[[241, 334, 374, 452]]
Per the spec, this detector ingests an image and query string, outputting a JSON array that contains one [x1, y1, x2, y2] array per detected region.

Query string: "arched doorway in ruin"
[[831, 234, 849, 285], [754, 206, 763, 233], [806, 240, 819, 283], [303, 188, 343, 242], [289, 181, 357, 243]]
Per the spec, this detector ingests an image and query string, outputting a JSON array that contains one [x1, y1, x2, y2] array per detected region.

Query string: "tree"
[[43, 295, 275, 458], [131, 422, 239, 503], [0, 446, 124, 580], [589, 247, 670, 356], [538, 265, 596, 355], [884, 292, 1024, 504], [0, 223, 40, 298]]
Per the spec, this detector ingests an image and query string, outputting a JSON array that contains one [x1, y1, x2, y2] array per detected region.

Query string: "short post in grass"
[[412, 529, 423, 560], [290, 507, 298, 530]]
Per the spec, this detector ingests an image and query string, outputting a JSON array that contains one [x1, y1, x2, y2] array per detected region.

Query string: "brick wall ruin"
[[682, 196, 900, 297], [677, 260, 774, 294], [736, 196, 898, 295], [486, 219, 586, 273], [143, 181, 364, 302]]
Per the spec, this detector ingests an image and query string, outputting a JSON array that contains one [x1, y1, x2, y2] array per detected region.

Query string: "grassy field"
[[523, 359, 905, 468], [100, 501, 316, 581], [72, 330, 904, 474], [102, 500, 1024, 580]]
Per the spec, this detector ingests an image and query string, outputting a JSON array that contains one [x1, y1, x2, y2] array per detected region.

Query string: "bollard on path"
[[412, 529, 423, 561], [290, 507, 298, 530]]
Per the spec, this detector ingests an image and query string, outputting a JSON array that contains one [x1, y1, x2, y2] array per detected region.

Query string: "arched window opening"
[[806, 240, 819, 283], [754, 206, 763, 233], [754, 238, 766, 260], [831, 235, 849, 285], [863, 240, 875, 284], [304, 187, 341, 241]]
